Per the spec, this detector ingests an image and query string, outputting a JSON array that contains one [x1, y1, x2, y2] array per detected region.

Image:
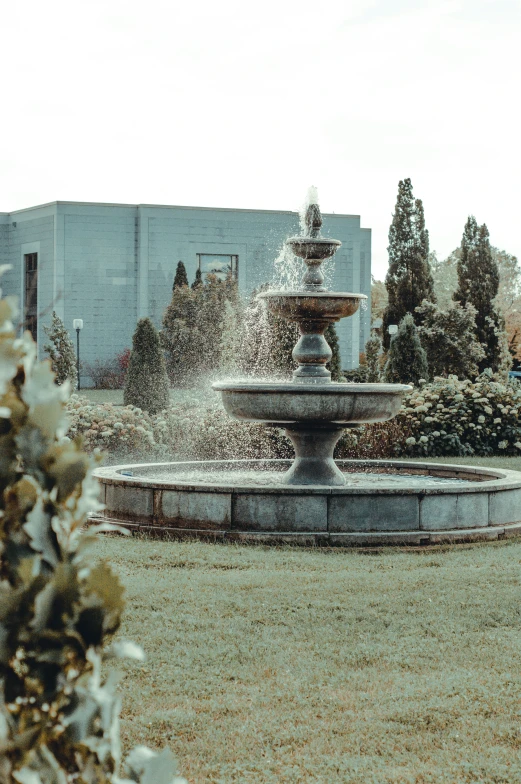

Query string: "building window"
[[197, 254, 238, 282], [24, 253, 38, 343]]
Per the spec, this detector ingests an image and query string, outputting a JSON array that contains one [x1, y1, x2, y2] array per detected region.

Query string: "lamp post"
[[388, 324, 398, 338], [73, 319, 83, 390]]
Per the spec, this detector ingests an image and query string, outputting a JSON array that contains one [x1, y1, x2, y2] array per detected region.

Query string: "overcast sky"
[[1, 0, 519, 279]]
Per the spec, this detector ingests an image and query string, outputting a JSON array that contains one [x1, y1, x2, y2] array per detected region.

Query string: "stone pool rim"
[[92, 459, 521, 546]]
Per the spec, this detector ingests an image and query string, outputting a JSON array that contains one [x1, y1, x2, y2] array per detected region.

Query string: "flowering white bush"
[[66, 372, 521, 464], [66, 395, 161, 459], [65, 397, 293, 462], [395, 372, 521, 457]]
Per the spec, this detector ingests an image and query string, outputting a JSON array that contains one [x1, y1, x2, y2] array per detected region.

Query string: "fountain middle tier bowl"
[[257, 290, 367, 321], [212, 382, 412, 425]]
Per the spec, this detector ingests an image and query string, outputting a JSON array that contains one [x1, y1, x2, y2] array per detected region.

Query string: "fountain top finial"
[[305, 202, 322, 238]]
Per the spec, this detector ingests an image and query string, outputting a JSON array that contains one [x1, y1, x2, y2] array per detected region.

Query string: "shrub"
[[43, 310, 78, 389], [325, 323, 344, 382], [0, 272, 185, 783], [336, 420, 407, 460], [66, 395, 162, 460], [395, 372, 521, 457], [343, 367, 369, 383], [364, 331, 382, 382], [83, 357, 124, 389], [124, 318, 170, 414], [383, 313, 429, 384], [416, 299, 485, 379]]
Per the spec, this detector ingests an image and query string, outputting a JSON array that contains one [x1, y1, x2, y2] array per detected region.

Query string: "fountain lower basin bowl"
[[212, 382, 411, 424], [257, 291, 367, 321], [92, 459, 521, 547]]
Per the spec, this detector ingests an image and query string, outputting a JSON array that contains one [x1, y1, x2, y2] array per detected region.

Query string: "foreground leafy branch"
[[0, 267, 185, 783]]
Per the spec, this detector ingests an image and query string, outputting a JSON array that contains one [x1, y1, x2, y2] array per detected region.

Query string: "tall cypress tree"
[[124, 318, 170, 414], [382, 179, 435, 348], [173, 260, 189, 291], [453, 217, 505, 373]]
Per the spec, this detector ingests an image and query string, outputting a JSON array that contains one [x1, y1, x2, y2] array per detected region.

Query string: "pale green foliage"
[[416, 299, 485, 379], [43, 311, 77, 389], [395, 372, 521, 457], [383, 313, 429, 385], [0, 272, 185, 784], [430, 250, 458, 310], [364, 331, 382, 382], [124, 318, 170, 415]]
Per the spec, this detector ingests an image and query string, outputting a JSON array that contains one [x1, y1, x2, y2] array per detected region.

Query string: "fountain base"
[[93, 459, 521, 547], [283, 423, 346, 485]]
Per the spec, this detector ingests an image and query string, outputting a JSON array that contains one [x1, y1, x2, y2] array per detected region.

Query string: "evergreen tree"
[[124, 318, 170, 414], [416, 300, 485, 379], [382, 178, 435, 348], [383, 313, 429, 385], [365, 330, 382, 382], [161, 285, 202, 385], [325, 323, 344, 381], [453, 217, 507, 374], [173, 260, 189, 291], [162, 272, 241, 385], [43, 311, 78, 389], [197, 274, 239, 374], [192, 267, 203, 289]]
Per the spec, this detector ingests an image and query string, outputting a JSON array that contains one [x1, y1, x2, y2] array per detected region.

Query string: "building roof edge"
[[3, 200, 362, 220]]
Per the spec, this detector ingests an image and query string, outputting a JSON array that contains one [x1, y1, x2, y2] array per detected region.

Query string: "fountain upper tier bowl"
[[211, 382, 411, 425], [286, 236, 341, 260], [257, 290, 367, 321]]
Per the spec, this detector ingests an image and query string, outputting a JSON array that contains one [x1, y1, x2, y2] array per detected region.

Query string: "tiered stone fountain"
[[94, 195, 521, 546], [213, 200, 410, 486]]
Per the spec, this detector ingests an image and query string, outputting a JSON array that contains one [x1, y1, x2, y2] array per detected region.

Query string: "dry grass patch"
[[97, 536, 521, 783]]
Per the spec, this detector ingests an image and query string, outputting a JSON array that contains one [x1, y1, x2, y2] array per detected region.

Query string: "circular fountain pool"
[[93, 459, 521, 546]]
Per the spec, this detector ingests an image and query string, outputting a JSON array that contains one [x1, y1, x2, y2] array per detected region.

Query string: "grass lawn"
[[99, 533, 521, 783], [400, 455, 521, 473]]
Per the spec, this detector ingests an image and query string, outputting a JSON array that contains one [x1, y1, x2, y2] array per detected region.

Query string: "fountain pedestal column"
[[292, 318, 332, 383], [283, 423, 346, 486]]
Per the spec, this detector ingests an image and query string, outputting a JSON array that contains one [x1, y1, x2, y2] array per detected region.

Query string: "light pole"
[[73, 319, 83, 390]]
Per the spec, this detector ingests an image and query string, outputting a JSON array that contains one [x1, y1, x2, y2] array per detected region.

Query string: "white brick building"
[[0, 201, 371, 383]]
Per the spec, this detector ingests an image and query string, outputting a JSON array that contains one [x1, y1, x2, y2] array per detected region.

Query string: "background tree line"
[[367, 177, 517, 386]]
